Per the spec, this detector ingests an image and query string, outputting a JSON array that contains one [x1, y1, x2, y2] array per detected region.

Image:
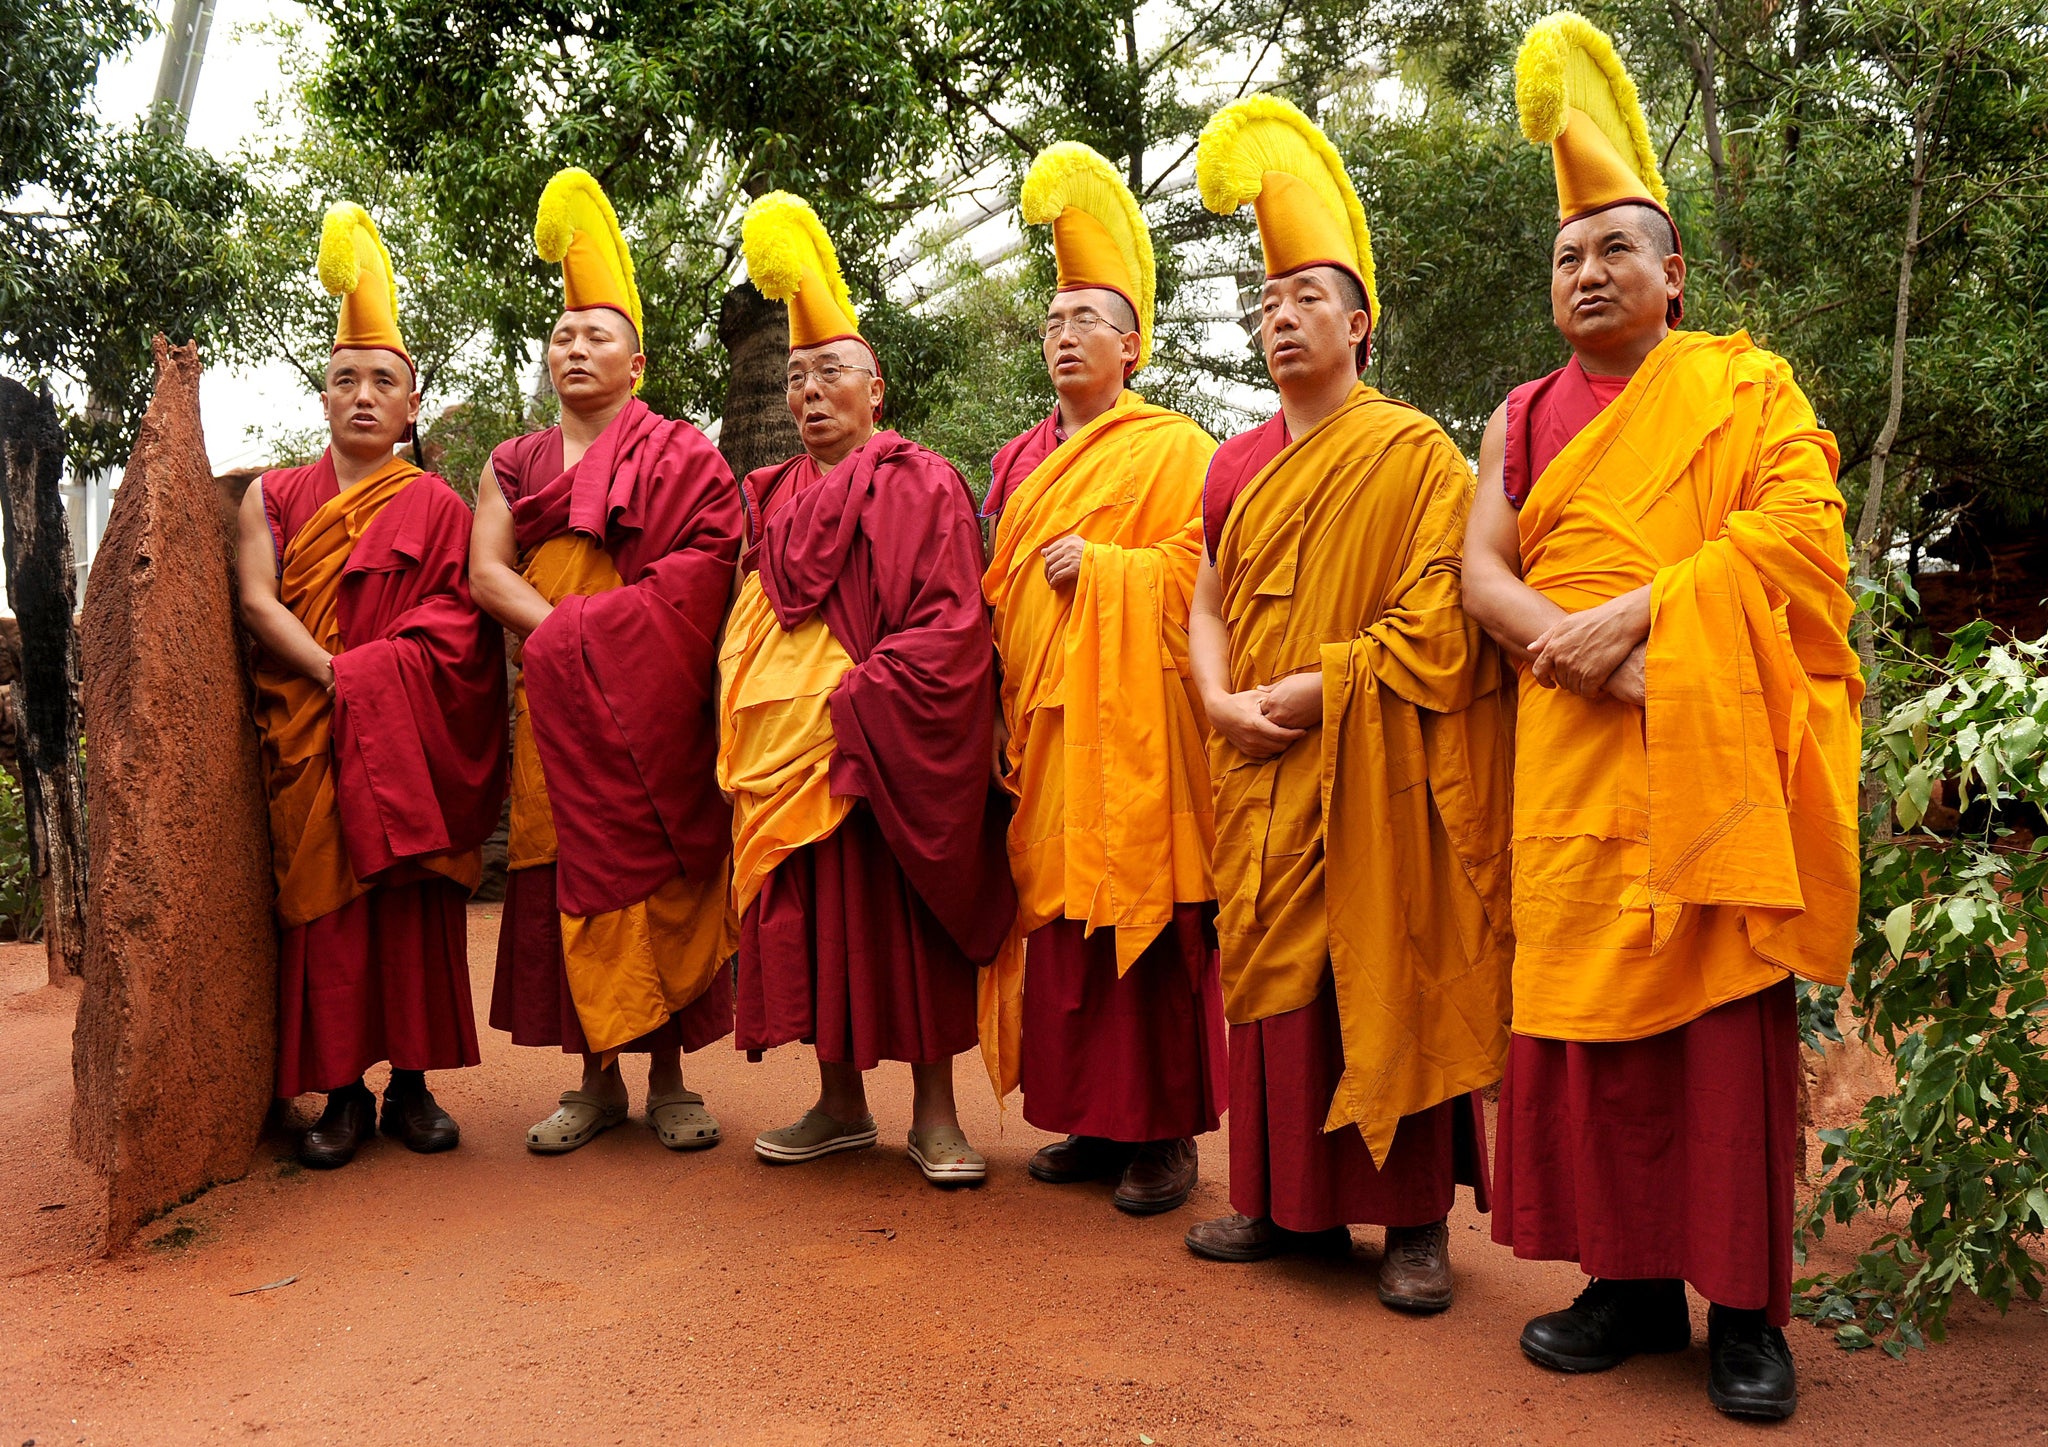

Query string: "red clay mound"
[[72, 336, 276, 1247]]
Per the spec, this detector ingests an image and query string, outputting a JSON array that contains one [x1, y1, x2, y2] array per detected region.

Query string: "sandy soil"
[[4, 914, 2045, 1446]]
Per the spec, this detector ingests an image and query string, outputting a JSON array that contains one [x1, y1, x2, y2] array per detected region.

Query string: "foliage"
[[1797, 619, 2048, 1354], [0, 768, 44, 943], [0, 0, 254, 477]]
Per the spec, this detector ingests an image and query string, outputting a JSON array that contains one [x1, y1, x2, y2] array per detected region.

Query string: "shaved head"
[[1610, 203, 1678, 258]]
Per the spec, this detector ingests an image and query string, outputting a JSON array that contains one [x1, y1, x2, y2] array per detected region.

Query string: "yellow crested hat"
[[1196, 95, 1377, 327], [1020, 142, 1155, 371], [535, 167, 645, 386], [318, 203, 411, 373], [740, 191, 868, 356], [1517, 12, 1670, 227]]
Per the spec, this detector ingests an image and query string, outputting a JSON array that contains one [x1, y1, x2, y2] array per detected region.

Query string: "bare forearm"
[[1189, 610, 1233, 715], [1465, 556, 1567, 655], [470, 561, 554, 637], [241, 593, 333, 684]]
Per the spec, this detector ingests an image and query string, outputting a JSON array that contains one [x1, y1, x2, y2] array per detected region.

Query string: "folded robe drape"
[[980, 391, 1218, 1100], [486, 402, 740, 1057], [727, 434, 1013, 1068], [1209, 385, 1515, 1166], [253, 451, 506, 1096], [1509, 329, 1862, 1043]]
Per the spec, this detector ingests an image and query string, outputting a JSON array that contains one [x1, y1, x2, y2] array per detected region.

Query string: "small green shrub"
[[0, 769, 42, 942]]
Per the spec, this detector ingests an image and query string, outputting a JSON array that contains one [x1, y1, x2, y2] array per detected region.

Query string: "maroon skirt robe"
[[484, 401, 742, 1057], [259, 455, 508, 1098], [734, 436, 1014, 1068]]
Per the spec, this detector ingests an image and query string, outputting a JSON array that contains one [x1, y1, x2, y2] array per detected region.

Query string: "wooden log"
[[0, 377, 88, 983]]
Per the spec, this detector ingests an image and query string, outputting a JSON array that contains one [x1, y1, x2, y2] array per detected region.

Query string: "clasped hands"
[[1527, 588, 1650, 708], [1207, 670, 1321, 760]]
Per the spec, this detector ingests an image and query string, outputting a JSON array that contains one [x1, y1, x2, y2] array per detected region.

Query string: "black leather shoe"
[[298, 1082, 376, 1169], [1028, 1134, 1136, 1184], [381, 1071, 460, 1154], [1708, 1305, 1798, 1420], [1519, 1278, 1691, 1372]]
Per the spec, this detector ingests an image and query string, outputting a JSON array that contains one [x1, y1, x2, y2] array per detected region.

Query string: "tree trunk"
[[0, 379, 89, 981], [1668, 2, 1740, 274], [716, 283, 802, 484], [1853, 109, 1931, 826]]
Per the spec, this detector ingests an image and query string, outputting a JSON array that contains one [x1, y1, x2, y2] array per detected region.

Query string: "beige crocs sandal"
[[526, 1090, 628, 1154], [647, 1090, 721, 1151], [753, 1107, 879, 1164], [907, 1127, 987, 1187]]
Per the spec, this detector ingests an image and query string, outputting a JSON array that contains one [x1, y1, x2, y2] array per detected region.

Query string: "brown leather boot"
[[298, 1081, 376, 1169], [1185, 1213, 1351, 1262], [380, 1070, 461, 1154], [1027, 1135, 1136, 1184], [1113, 1138, 1198, 1215], [1377, 1217, 1453, 1313]]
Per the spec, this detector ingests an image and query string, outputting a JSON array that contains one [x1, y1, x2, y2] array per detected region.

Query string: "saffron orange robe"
[[485, 400, 739, 1058], [1492, 330, 1860, 1324], [253, 451, 507, 1096], [724, 433, 1013, 1069], [981, 393, 1225, 1137], [1211, 384, 1515, 1169]]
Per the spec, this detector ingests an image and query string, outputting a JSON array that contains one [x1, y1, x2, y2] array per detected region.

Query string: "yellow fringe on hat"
[[1195, 94, 1377, 326], [318, 202, 390, 300], [535, 167, 645, 387], [740, 191, 860, 325], [1515, 11, 1668, 208], [1021, 142, 1156, 371], [317, 202, 410, 364]]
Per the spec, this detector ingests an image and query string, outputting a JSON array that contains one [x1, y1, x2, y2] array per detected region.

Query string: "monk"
[[981, 142, 1223, 1214], [724, 191, 1012, 1187], [238, 203, 507, 1169], [473, 168, 740, 1155], [1463, 13, 1861, 1420], [1181, 97, 1512, 1315]]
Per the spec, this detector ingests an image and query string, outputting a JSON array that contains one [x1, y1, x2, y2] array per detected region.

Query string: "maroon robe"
[[736, 433, 1013, 1068], [261, 457, 507, 1096], [486, 401, 739, 1054], [1490, 368, 1800, 1324], [1205, 413, 1491, 1230], [987, 413, 1228, 1143]]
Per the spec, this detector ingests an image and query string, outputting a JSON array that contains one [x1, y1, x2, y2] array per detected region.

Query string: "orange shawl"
[[1212, 384, 1514, 1165], [977, 393, 1217, 1094], [1513, 329, 1861, 1042]]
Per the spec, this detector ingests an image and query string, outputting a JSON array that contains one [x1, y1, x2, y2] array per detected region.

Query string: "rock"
[[72, 338, 276, 1248]]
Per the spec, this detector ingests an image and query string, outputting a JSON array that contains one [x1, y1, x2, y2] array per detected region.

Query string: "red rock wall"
[[72, 338, 276, 1247]]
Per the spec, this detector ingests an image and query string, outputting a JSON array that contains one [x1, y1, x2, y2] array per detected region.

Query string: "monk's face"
[[786, 340, 882, 469], [1258, 267, 1369, 393], [547, 308, 644, 413], [1550, 208, 1684, 356], [1042, 287, 1139, 405], [321, 349, 419, 462]]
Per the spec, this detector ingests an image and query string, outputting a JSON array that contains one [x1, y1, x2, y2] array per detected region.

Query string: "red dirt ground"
[[5, 915, 2046, 1446]]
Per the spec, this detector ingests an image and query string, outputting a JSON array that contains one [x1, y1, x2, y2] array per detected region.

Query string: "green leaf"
[[1883, 904, 1914, 960]]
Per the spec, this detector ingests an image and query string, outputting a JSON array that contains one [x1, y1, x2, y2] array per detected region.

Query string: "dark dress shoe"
[[1708, 1305, 1798, 1420], [1113, 1138, 1198, 1215], [1377, 1218, 1453, 1313], [1520, 1278, 1691, 1372], [298, 1082, 376, 1169], [1028, 1134, 1136, 1184], [381, 1073, 460, 1154], [1184, 1212, 1351, 1262]]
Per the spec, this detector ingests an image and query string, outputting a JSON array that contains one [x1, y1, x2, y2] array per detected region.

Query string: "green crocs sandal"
[[754, 1107, 879, 1163], [907, 1127, 987, 1187]]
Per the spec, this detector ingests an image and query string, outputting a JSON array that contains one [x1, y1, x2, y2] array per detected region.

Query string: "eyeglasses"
[[785, 363, 875, 391], [1040, 313, 1131, 342]]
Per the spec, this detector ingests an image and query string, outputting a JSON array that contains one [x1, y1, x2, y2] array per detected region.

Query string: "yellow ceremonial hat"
[[1196, 95, 1377, 328], [740, 191, 868, 356], [535, 167, 645, 386], [1516, 12, 1671, 227], [1020, 142, 1155, 372], [318, 202, 411, 373]]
